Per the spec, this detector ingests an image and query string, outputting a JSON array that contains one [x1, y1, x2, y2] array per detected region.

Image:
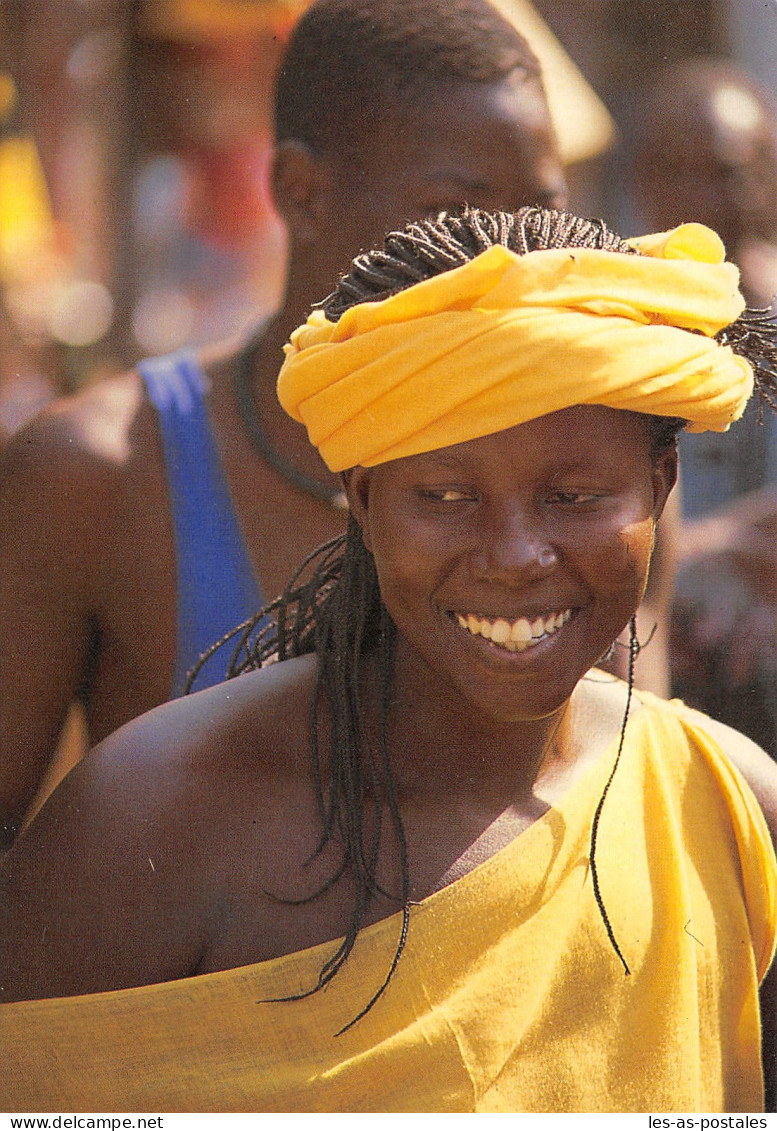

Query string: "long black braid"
[[189, 205, 777, 1027]]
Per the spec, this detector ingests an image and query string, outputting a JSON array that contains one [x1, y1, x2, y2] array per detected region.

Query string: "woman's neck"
[[363, 647, 574, 806], [363, 647, 634, 812]]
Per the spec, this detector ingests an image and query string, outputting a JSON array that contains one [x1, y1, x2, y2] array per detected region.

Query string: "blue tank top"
[[139, 351, 266, 696]]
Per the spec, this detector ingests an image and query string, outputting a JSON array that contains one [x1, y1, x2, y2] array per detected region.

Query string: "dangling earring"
[[603, 615, 655, 671], [627, 613, 640, 684]]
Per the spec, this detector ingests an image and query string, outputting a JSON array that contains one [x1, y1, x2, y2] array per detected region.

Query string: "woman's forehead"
[[378, 405, 653, 472]]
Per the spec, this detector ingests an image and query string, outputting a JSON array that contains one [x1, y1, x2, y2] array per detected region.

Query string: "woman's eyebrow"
[[411, 451, 472, 473]]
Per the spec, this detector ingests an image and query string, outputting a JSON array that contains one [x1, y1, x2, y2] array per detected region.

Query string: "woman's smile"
[[435, 600, 581, 690], [451, 608, 573, 652]]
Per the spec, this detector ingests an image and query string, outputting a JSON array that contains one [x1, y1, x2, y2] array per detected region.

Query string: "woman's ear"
[[651, 447, 679, 519], [270, 140, 335, 244], [342, 467, 373, 551]]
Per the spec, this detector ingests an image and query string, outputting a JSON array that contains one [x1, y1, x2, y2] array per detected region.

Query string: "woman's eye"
[[547, 490, 600, 506], [420, 487, 475, 503]]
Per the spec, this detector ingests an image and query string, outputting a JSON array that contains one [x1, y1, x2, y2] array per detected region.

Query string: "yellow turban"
[[277, 222, 753, 471]]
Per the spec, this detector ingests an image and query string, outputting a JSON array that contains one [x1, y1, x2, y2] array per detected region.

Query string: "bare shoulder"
[[29, 653, 320, 837], [94, 653, 320, 779], [1, 370, 151, 479], [0, 656, 319, 1001], [0, 372, 160, 554], [0, 370, 162, 611]]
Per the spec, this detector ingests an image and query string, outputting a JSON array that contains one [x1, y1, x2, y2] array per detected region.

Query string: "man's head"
[[632, 58, 777, 253], [270, 0, 566, 303]]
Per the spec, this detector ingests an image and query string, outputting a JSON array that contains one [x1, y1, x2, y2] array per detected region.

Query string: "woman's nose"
[[470, 504, 557, 581]]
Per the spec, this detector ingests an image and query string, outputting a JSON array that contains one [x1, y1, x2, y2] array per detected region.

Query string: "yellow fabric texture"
[[2, 691, 775, 1113], [277, 223, 752, 471]]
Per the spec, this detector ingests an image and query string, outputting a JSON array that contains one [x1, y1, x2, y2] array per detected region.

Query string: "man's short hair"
[[274, 0, 541, 156]]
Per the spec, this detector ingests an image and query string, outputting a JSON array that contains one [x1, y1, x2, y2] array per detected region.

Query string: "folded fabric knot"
[[277, 223, 752, 471]]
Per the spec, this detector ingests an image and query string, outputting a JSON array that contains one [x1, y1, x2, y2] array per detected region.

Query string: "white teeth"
[[454, 609, 572, 651], [511, 619, 532, 644], [490, 618, 511, 644]]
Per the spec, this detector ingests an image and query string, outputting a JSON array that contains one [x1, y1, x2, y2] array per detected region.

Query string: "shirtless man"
[[0, 0, 565, 844]]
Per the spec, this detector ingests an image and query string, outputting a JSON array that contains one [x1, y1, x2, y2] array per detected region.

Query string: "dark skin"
[[1, 406, 775, 1098], [0, 70, 566, 842]]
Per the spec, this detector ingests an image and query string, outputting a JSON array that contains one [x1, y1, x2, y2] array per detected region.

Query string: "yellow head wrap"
[[277, 222, 753, 471]]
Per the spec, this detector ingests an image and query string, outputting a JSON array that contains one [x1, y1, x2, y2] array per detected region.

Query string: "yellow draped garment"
[[2, 690, 775, 1114], [277, 223, 753, 471]]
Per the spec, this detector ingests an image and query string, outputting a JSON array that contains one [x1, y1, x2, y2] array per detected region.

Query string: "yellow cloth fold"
[[278, 223, 752, 471], [1, 691, 775, 1113]]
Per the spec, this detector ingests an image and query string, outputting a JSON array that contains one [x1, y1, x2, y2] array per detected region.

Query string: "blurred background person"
[[629, 57, 777, 758], [0, 0, 592, 847]]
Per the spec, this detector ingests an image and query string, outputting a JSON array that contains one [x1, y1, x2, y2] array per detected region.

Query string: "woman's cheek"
[[610, 517, 657, 589]]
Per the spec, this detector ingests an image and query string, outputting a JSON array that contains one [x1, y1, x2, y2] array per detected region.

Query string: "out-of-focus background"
[[0, 0, 302, 439], [1, 0, 773, 418]]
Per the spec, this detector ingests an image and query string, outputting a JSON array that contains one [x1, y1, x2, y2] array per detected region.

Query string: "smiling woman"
[[350, 405, 671, 724], [2, 206, 777, 1114]]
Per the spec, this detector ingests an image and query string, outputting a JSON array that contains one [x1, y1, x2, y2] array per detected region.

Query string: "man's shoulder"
[[1, 370, 156, 479], [0, 370, 174, 558]]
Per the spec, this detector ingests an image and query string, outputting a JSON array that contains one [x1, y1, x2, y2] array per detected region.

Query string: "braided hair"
[[190, 206, 777, 1028], [323, 206, 631, 317]]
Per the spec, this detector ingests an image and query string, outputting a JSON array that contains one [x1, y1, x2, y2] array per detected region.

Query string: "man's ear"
[[270, 140, 334, 244], [651, 447, 679, 519], [342, 467, 373, 552]]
